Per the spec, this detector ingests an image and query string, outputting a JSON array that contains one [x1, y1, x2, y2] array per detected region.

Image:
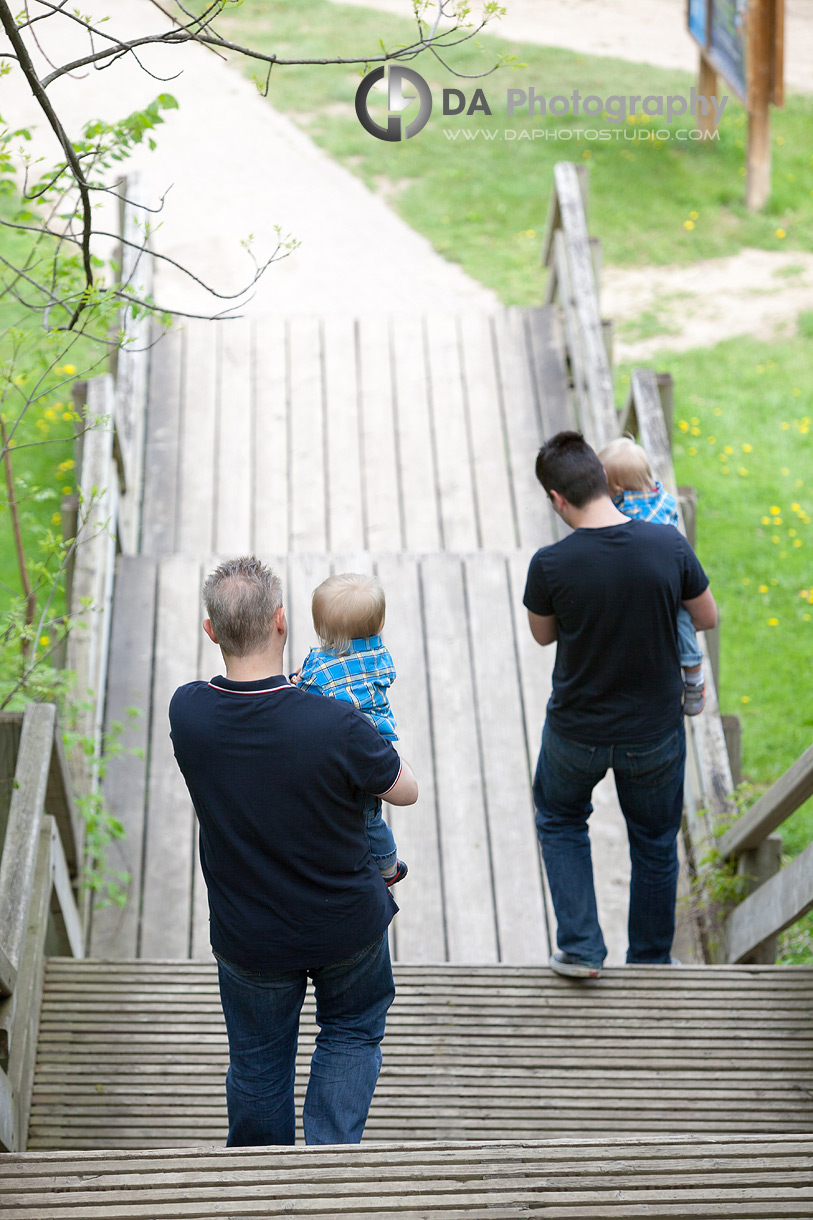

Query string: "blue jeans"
[[363, 793, 397, 871], [677, 606, 703, 668], [216, 933, 395, 1146], [534, 721, 686, 965]]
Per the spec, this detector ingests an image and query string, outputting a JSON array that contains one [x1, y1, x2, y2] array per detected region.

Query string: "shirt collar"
[[208, 674, 292, 694], [348, 635, 382, 651]]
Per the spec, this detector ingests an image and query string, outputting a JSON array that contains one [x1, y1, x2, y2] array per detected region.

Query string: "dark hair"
[[535, 431, 608, 507]]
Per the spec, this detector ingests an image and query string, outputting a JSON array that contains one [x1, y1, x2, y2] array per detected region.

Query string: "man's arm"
[[528, 609, 559, 646], [378, 758, 418, 806], [683, 587, 718, 631]]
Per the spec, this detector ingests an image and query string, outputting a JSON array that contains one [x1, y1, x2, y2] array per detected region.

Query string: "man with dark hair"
[[524, 431, 717, 977], [169, 556, 418, 1146]]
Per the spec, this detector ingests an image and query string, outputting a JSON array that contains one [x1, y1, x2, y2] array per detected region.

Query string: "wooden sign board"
[[687, 0, 784, 208]]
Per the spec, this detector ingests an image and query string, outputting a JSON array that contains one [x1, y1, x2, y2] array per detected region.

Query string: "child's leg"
[[676, 607, 704, 680], [363, 793, 398, 875]]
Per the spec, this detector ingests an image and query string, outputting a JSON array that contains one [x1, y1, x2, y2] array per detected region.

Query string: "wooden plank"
[[420, 554, 498, 961], [4, 821, 53, 1151], [0, 705, 55, 973], [138, 557, 202, 957], [321, 316, 364, 554], [725, 841, 813, 963], [719, 744, 813, 858], [390, 314, 440, 551], [456, 313, 517, 551], [140, 325, 182, 554], [285, 554, 331, 686], [0, 1062, 13, 1154], [374, 554, 445, 963], [90, 556, 157, 958], [356, 316, 401, 550], [214, 319, 253, 555], [46, 818, 84, 960], [553, 161, 616, 449], [552, 229, 592, 438], [422, 312, 477, 551], [175, 320, 217, 555], [490, 310, 548, 549], [44, 727, 82, 881], [463, 553, 547, 963], [525, 307, 573, 442], [252, 318, 289, 554], [288, 317, 327, 552]]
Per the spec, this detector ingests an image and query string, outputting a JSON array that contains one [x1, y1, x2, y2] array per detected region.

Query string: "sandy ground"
[[2, 2, 498, 316], [334, 0, 813, 93]]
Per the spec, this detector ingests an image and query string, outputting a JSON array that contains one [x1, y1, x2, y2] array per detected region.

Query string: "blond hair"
[[598, 436, 655, 494], [312, 573, 386, 655]]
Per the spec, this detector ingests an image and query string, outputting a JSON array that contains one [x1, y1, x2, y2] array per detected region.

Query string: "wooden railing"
[[543, 164, 739, 961], [719, 744, 813, 963], [64, 174, 153, 753], [0, 705, 84, 1153]]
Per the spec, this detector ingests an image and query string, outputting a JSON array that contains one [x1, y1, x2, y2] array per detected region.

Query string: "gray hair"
[[202, 556, 283, 657]]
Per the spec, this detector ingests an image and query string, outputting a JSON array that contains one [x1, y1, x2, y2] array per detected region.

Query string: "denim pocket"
[[623, 728, 683, 787], [544, 725, 599, 780]]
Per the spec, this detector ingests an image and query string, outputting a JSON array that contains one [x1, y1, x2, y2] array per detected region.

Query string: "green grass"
[[619, 321, 813, 858], [218, 0, 813, 303]]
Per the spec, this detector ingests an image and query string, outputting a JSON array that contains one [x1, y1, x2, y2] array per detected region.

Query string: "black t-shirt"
[[169, 674, 402, 971], [523, 520, 709, 744]]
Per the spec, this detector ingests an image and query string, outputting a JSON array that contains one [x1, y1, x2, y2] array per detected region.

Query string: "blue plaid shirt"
[[297, 635, 398, 741], [613, 480, 678, 527]]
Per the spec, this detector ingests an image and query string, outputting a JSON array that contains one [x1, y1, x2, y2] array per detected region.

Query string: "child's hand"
[[288, 668, 302, 685]]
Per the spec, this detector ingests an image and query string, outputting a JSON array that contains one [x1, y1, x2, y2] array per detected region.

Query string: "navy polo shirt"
[[169, 674, 402, 972]]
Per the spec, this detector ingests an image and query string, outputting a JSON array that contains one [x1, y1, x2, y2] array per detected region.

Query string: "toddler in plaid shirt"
[[599, 437, 706, 716], [295, 573, 408, 885]]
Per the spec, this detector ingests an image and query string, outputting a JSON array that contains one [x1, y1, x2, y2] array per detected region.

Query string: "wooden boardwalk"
[[91, 305, 660, 966], [26, 960, 813, 1149]]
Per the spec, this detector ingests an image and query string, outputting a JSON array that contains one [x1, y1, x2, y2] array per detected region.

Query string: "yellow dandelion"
[[689, 210, 699, 220], [794, 539, 803, 548], [775, 228, 786, 239], [805, 613, 812, 621], [721, 466, 730, 474], [62, 485, 72, 494], [793, 388, 802, 397], [792, 502, 801, 512], [57, 459, 75, 473], [724, 445, 733, 455], [708, 436, 717, 444], [781, 422, 790, 430], [772, 535, 780, 543], [688, 446, 697, 456], [62, 363, 77, 375], [761, 516, 771, 525], [62, 411, 74, 422], [758, 585, 769, 593], [768, 618, 779, 626], [741, 695, 750, 704], [781, 467, 790, 476], [690, 427, 701, 436], [742, 443, 752, 453], [738, 467, 748, 476], [51, 512, 61, 525], [678, 420, 689, 432], [39, 635, 50, 647], [683, 220, 695, 230], [789, 528, 797, 537], [714, 407, 723, 416], [770, 505, 781, 515]]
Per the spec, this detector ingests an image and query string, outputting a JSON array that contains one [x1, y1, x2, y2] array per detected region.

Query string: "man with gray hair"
[[169, 556, 418, 1147]]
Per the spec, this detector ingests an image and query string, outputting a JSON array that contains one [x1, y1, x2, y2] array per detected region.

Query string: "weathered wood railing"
[[719, 744, 813, 962], [0, 705, 84, 1153], [543, 163, 740, 961]]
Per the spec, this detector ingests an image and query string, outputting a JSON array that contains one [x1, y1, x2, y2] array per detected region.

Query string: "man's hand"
[[528, 610, 559, 646], [380, 758, 418, 806]]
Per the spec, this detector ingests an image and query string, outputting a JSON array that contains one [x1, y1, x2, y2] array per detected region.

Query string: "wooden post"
[[737, 834, 783, 963], [721, 714, 742, 788], [697, 52, 719, 135], [678, 486, 698, 549], [656, 372, 674, 447], [746, 0, 773, 210]]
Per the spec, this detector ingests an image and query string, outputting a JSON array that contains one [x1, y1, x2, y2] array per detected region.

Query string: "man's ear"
[[203, 618, 218, 644], [274, 605, 287, 636], [549, 489, 566, 514]]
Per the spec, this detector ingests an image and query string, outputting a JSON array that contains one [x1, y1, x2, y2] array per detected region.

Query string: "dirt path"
[[333, 0, 813, 93]]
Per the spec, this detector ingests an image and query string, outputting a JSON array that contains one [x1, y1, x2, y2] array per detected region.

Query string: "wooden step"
[[2, 1134, 813, 1218], [26, 960, 813, 1150]]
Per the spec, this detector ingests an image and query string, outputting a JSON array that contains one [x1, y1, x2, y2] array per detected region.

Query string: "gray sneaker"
[[550, 951, 603, 979], [683, 682, 705, 716]]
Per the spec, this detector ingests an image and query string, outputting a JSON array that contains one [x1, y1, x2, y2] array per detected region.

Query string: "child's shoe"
[[683, 681, 705, 716], [384, 860, 408, 887]]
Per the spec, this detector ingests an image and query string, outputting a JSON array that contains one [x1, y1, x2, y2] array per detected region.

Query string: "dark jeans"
[[534, 721, 686, 965], [216, 932, 394, 1146]]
